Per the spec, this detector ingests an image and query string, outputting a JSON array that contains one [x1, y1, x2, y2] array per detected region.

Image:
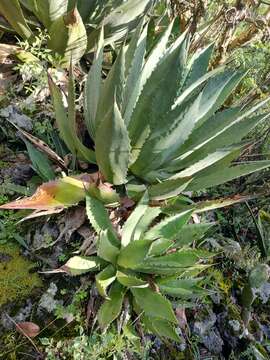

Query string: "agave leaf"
[[62, 255, 102, 276], [177, 97, 270, 166], [117, 240, 152, 269], [68, 0, 95, 22], [156, 278, 207, 298], [175, 223, 214, 247], [148, 238, 173, 257], [98, 229, 120, 264], [131, 287, 177, 324], [87, 181, 120, 205], [182, 43, 214, 90], [48, 73, 96, 163], [122, 19, 147, 114], [97, 281, 126, 329], [163, 193, 261, 215], [148, 177, 192, 201], [142, 315, 180, 342], [84, 27, 104, 139], [19, 0, 68, 28], [170, 113, 269, 172], [124, 20, 174, 125], [124, 18, 145, 77], [116, 270, 148, 288], [0, 0, 33, 39], [136, 249, 212, 275], [144, 209, 193, 240], [195, 70, 246, 129], [132, 70, 245, 176], [24, 140, 55, 181], [11, 123, 67, 171], [126, 183, 147, 201], [172, 107, 241, 161], [187, 160, 270, 191], [170, 145, 245, 179], [132, 207, 161, 241], [86, 194, 114, 233], [95, 47, 125, 131], [128, 30, 188, 157], [48, 7, 87, 66], [87, 0, 153, 51], [96, 265, 116, 298], [95, 102, 130, 185], [121, 191, 149, 247], [0, 176, 89, 210]]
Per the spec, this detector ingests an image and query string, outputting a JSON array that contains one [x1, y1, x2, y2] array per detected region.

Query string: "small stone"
[[38, 282, 63, 314], [201, 328, 224, 354]]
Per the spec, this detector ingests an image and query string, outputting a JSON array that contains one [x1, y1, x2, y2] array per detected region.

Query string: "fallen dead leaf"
[[16, 322, 40, 338], [175, 308, 187, 330]]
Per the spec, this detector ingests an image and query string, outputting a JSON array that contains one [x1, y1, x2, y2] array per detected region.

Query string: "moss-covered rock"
[[0, 243, 42, 307]]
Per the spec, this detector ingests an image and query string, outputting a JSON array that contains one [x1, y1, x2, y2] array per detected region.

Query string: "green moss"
[[0, 243, 42, 307]]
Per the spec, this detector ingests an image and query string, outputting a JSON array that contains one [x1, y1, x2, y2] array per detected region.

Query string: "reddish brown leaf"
[[16, 322, 40, 338]]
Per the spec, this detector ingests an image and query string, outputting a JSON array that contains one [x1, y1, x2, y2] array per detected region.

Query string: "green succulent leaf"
[[187, 160, 270, 191], [63, 255, 103, 276], [97, 229, 120, 264], [136, 249, 211, 275], [97, 281, 126, 329], [95, 47, 125, 130], [20, 0, 68, 28], [148, 177, 192, 201], [132, 207, 161, 241], [144, 209, 193, 240], [87, 182, 120, 205], [117, 240, 152, 269], [48, 7, 87, 66], [123, 19, 147, 114], [84, 27, 104, 139], [124, 20, 174, 126], [182, 43, 214, 90], [156, 277, 207, 298], [86, 194, 113, 233], [96, 265, 116, 298], [0, 0, 33, 39], [131, 287, 177, 324], [48, 72, 96, 163], [142, 315, 180, 342], [95, 101, 130, 185], [116, 270, 148, 288], [175, 223, 214, 247], [121, 191, 149, 247], [24, 140, 55, 181], [148, 238, 173, 257], [87, 0, 153, 52]]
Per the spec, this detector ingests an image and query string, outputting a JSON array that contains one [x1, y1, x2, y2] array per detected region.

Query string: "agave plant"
[[2, 20, 270, 213], [0, 0, 154, 66], [55, 192, 213, 340], [47, 20, 270, 202]]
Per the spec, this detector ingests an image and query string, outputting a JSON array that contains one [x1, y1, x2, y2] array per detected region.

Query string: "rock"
[[0, 105, 32, 131], [201, 328, 224, 354], [255, 282, 270, 304], [193, 308, 224, 354], [1, 299, 33, 331], [12, 163, 34, 184], [38, 282, 63, 314], [194, 309, 217, 336], [31, 222, 59, 251]]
